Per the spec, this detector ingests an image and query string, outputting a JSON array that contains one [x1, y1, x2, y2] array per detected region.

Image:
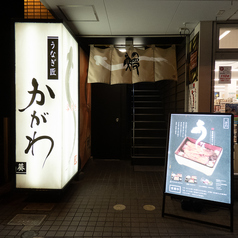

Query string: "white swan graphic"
[[191, 120, 207, 146], [93, 55, 174, 71]]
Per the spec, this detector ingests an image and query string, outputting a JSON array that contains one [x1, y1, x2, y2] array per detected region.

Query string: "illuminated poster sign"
[[164, 113, 233, 204], [15, 22, 78, 189]]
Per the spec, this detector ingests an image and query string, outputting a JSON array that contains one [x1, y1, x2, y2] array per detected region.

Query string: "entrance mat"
[[134, 166, 164, 172], [7, 214, 46, 226], [23, 203, 55, 211]]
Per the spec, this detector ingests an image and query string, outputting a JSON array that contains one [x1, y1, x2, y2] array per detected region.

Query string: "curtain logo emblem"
[[124, 52, 140, 75]]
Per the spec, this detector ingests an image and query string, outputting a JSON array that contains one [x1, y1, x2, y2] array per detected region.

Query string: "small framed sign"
[[219, 66, 231, 84]]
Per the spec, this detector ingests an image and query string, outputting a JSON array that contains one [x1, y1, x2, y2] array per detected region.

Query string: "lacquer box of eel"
[[174, 137, 223, 176]]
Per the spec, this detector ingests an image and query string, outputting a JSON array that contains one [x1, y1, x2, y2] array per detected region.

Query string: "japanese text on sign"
[[48, 36, 58, 79], [18, 78, 56, 168]]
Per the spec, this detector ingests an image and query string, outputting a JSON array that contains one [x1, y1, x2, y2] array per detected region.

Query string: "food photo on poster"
[[164, 113, 233, 205]]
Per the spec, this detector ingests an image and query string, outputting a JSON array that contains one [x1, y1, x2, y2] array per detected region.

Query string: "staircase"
[[131, 82, 167, 166]]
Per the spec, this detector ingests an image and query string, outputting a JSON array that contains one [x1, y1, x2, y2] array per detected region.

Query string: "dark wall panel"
[[160, 38, 187, 123]]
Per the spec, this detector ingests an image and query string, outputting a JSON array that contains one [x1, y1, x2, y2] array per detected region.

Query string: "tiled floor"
[[0, 159, 238, 237]]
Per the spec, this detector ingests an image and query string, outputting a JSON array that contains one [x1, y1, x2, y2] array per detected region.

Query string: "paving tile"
[[57, 225, 68, 231], [45, 230, 56, 236], [0, 159, 237, 237], [64, 231, 75, 236]]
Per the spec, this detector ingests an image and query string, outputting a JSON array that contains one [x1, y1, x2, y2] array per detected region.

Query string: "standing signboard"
[[15, 22, 79, 189], [162, 113, 233, 230]]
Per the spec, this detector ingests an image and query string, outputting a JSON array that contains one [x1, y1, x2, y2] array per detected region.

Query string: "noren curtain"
[[87, 45, 177, 84]]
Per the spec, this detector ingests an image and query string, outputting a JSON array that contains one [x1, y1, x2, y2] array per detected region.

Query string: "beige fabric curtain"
[[154, 45, 177, 81], [87, 45, 177, 84]]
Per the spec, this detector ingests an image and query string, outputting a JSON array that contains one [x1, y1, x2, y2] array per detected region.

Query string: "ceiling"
[[41, 0, 238, 37]]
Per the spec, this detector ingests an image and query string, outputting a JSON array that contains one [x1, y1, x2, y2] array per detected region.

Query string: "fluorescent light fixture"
[[215, 69, 238, 72], [118, 48, 126, 52], [214, 85, 225, 88], [219, 30, 231, 40], [215, 78, 238, 81]]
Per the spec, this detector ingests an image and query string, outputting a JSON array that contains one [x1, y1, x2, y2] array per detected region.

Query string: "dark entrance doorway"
[[91, 83, 130, 159]]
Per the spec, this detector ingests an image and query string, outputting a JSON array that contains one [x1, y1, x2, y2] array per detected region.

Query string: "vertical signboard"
[[189, 33, 199, 84], [15, 22, 78, 189], [188, 81, 198, 112], [164, 113, 233, 205]]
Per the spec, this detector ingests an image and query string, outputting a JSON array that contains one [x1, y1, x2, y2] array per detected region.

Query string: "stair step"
[[132, 96, 162, 102], [133, 122, 166, 126], [132, 114, 164, 117], [132, 89, 160, 93], [132, 82, 160, 90], [134, 136, 166, 139], [133, 120, 164, 122], [133, 108, 164, 114], [133, 114, 165, 121], [132, 101, 162, 104], [133, 113, 164, 116], [133, 137, 166, 145], [133, 106, 163, 109], [131, 145, 165, 149], [133, 93, 160, 96], [133, 95, 160, 97], [133, 103, 163, 108], [133, 149, 165, 158], [133, 128, 166, 130], [132, 155, 165, 159], [131, 83, 166, 166], [134, 129, 167, 137]]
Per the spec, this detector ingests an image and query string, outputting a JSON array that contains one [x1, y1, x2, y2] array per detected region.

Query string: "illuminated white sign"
[[15, 22, 78, 189]]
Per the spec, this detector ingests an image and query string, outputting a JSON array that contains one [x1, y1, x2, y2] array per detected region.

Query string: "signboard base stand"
[[162, 194, 233, 232]]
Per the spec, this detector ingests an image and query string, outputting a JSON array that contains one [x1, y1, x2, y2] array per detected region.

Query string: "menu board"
[[164, 113, 233, 204]]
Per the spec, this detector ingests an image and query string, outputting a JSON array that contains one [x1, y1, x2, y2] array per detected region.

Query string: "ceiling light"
[[118, 48, 126, 52], [219, 30, 231, 40], [214, 85, 225, 88]]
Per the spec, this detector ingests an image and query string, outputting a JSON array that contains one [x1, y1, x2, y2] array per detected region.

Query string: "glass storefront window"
[[214, 60, 238, 113], [219, 27, 238, 49], [216, 24, 238, 170], [214, 61, 238, 143]]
